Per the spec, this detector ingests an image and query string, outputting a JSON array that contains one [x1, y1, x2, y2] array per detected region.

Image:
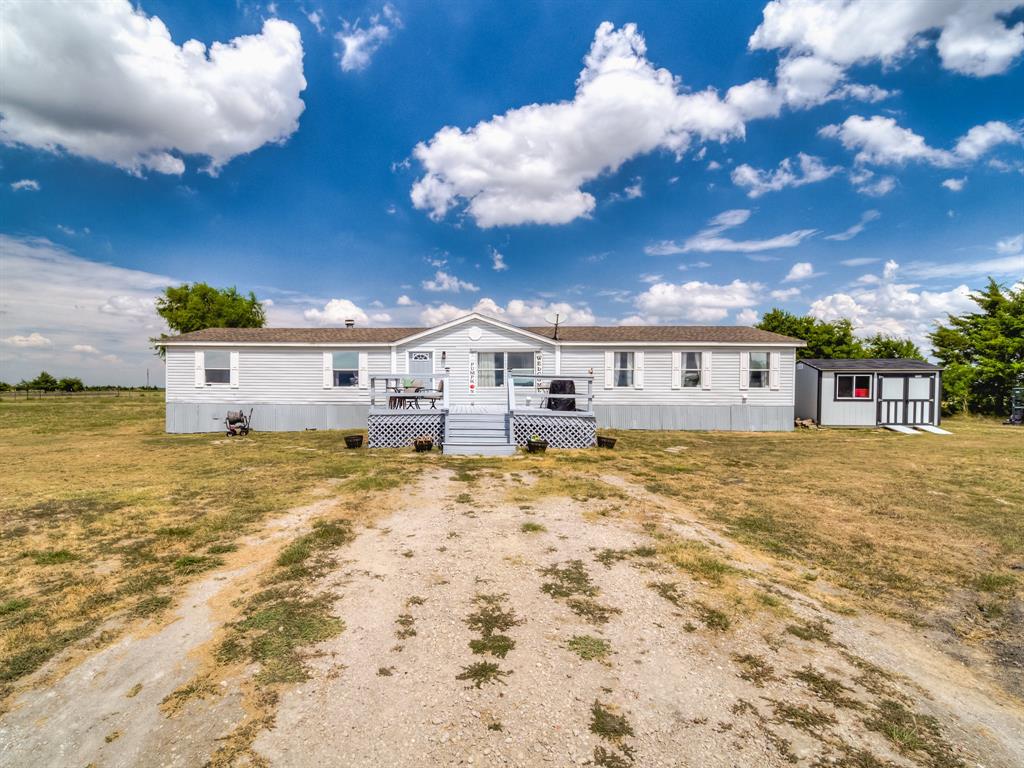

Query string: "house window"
[[682, 352, 701, 388], [478, 351, 535, 387], [205, 350, 230, 384], [836, 374, 872, 400], [613, 352, 634, 387], [749, 352, 769, 388], [332, 351, 359, 387]]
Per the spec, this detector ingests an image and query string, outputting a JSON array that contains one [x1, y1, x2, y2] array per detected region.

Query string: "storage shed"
[[795, 359, 943, 428]]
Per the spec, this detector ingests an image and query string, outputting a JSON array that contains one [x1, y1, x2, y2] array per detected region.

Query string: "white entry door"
[[407, 354, 432, 376]]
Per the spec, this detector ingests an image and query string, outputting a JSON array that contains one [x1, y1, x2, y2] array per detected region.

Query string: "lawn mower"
[[225, 409, 253, 436], [1004, 387, 1024, 426]]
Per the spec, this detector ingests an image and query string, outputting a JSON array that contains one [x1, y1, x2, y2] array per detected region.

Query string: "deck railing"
[[504, 371, 594, 414], [369, 373, 450, 410]]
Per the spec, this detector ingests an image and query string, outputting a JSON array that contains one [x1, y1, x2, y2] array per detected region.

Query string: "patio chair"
[[418, 379, 444, 409]]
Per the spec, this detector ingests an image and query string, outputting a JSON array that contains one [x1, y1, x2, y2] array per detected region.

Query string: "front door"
[[877, 374, 933, 425], [408, 351, 434, 381]]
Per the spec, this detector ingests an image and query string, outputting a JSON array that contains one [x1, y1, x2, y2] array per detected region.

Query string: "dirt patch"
[[0, 497, 340, 768], [251, 471, 1023, 768]]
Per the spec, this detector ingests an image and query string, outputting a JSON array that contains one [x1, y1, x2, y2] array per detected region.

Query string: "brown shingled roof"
[[161, 327, 421, 344], [523, 326, 803, 344], [161, 323, 803, 345]]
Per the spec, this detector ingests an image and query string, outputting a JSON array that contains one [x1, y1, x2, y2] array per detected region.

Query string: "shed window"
[[836, 374, 872, 400], [749, 352, 769, 388], [682, 352, 701, 388], [332, 351, 359, 387], [478, 351, 535, 387], [613, 352, 634, 387], [205, 350, 231, 384]]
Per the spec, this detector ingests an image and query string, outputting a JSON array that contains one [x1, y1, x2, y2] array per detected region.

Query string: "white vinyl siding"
[[170, 346, 390, 404], [558, 347, 795, 407]]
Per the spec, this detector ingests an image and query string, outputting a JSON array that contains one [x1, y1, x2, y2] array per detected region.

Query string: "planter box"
[[344, 434, 364, 449], [596, 436, 617, 449], [414, 439, 434, 452], [526, 439, 548, 454]]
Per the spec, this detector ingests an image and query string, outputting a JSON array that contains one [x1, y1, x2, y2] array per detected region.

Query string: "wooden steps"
[[443, 411, 515, 456]]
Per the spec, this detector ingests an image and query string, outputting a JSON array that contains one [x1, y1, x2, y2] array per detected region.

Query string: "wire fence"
[[0, 388, 163, 401]]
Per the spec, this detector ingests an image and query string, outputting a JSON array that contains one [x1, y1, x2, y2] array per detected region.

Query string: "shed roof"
[[799, 358, 942, 372], [160, 323, 804, 346]]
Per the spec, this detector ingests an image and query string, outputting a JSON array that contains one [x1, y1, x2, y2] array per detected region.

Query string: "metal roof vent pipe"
[[344, 318, 355, 328]]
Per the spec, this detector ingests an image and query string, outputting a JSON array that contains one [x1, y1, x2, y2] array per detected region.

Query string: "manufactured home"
[[160, 312, 804, 453], [795, 358, 943, 429]]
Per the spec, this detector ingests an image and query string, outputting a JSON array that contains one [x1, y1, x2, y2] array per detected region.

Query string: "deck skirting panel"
[[368, 412, 444, 448], [513, 413, 597, 448]]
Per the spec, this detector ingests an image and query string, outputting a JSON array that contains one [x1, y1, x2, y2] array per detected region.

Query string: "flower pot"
[[414, 439, 433, 452], [597, 436, 617, 449], [344, 434, 364, 449], [526, 439, 548, 454]]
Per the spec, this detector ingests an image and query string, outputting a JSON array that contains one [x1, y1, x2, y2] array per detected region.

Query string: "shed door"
[[877, 375, 933, 425]]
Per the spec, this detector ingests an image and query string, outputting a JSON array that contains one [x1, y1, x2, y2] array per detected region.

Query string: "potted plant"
[[596, 435, 616, 449], [413, 435, 434, 452], [526, 434, 548, 453], [344, 433, 364, 449]]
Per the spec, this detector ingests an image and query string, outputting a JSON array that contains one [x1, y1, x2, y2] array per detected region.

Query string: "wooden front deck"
[[366, 373, 597, 451]]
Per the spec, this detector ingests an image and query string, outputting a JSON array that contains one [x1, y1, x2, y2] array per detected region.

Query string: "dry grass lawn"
[[2, 396, 1021, 714]]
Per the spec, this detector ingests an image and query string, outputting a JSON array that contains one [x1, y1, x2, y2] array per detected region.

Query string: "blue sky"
[[1, 0, 1022, 384]]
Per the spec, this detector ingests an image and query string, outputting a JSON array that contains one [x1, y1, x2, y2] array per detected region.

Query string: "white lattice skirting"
[[513, 414, 596, 448], [368, 413, 444, 448]]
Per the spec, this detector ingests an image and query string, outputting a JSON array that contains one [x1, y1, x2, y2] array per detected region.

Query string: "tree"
[[863, 334, 924, 360], [24, 371, 59, 391], [153, 283, 265, 354], [57, 377, 85, 392], [756, 309, 867, 359], [930, 279, 1024, 415], [0, 381, 9, 392]]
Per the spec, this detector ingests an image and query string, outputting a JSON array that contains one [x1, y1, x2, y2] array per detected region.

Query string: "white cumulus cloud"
[[783, 262, 818, 282], [821, 115, 1021, 168], [10, 179, 40, 192], [0, 0, 306, 176], [750, 0, 1024, 78], [422, 270, 479, 293], [942, 177, 967, 191], [418, 299, 594, 327], [303, 299, 371, 326], [491, 248, 509, 272], [808, 260, 977, 350], [731, 153, 840, 197], [337, 4, 402, 72], [411, 22, 751, 228], [2, 332, 52, 348], [630, 279, 763, 323]]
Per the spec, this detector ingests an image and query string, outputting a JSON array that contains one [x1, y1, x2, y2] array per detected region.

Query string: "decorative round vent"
[[467, 325, 482, 341]]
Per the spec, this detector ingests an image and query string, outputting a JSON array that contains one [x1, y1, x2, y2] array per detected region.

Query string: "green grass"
[[456, 661, 511, 688], [864, 699, 964, 768], [732, 653, 775, 687], [566, 634, 611, 662], [540, 560, 598, 598]]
